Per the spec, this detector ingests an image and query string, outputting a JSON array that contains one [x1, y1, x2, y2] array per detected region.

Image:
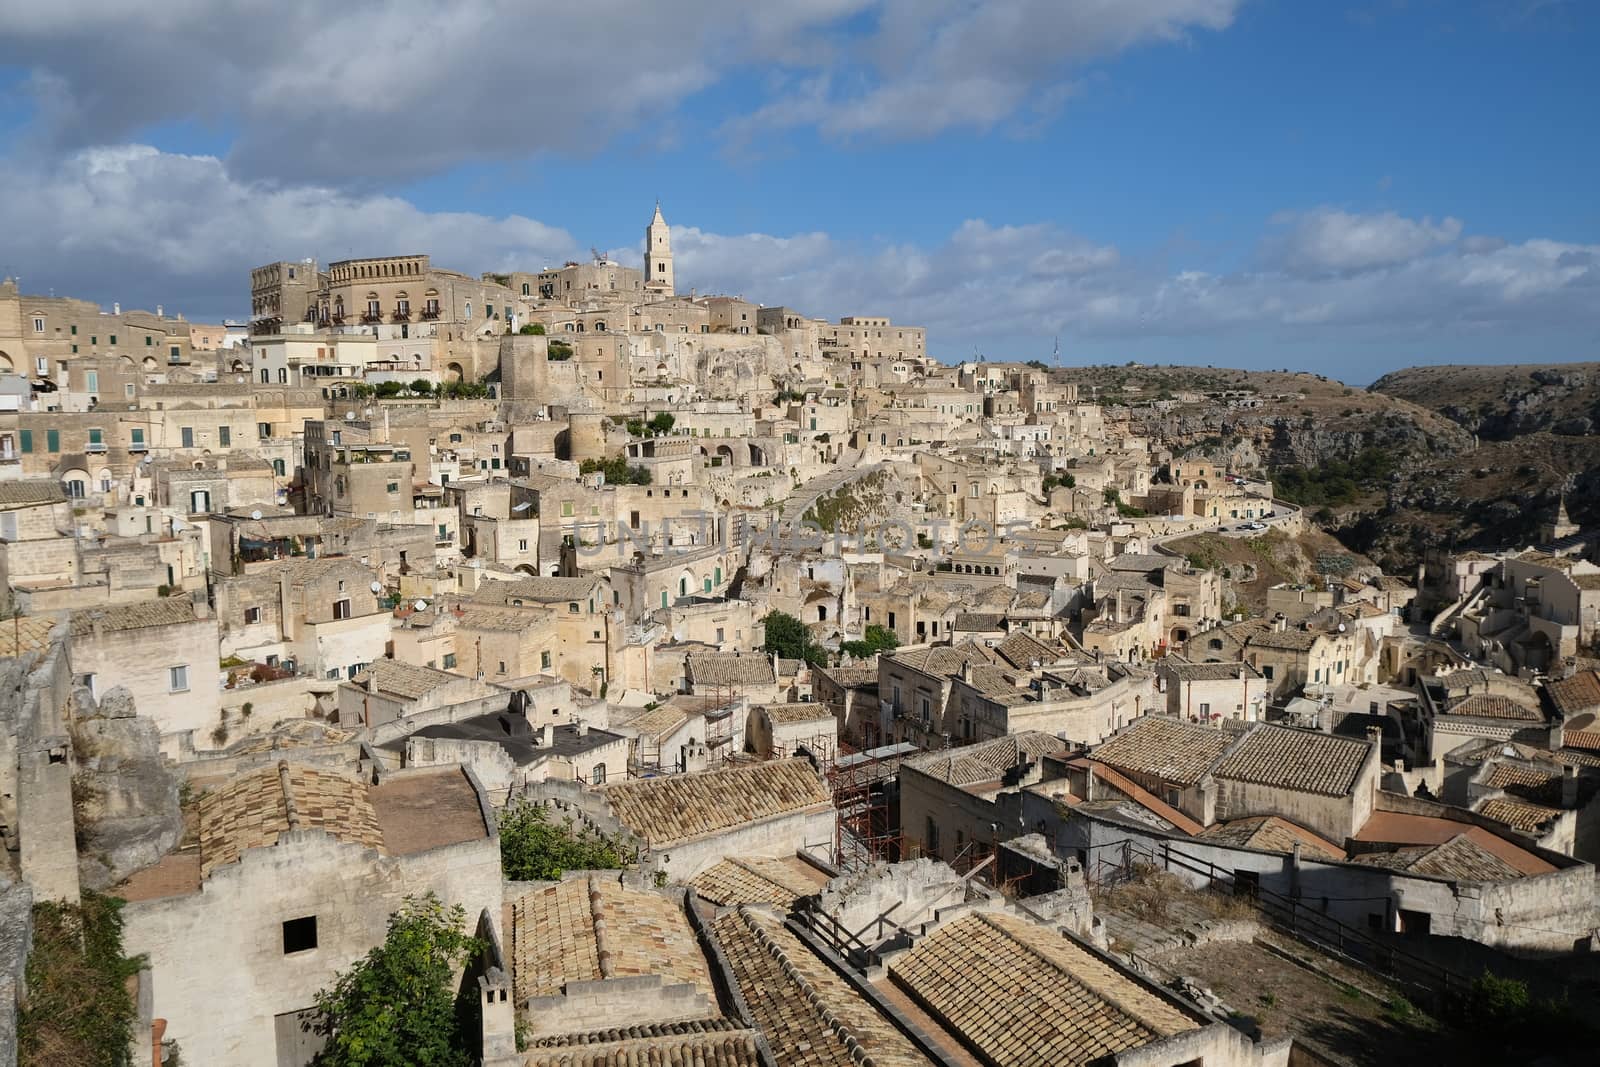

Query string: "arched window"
[[521, 283, 530, 296], [277, 368, 287, 383]]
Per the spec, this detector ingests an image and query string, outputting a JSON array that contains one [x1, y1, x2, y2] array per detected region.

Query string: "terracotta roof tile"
[[1198, 815, 1345, 860], [905, 732, 1066, 787], [690, 857, 823, 908], [1090, 717, 1233, 787], [1443, 694, 1544, 722], [196, 763, 383, 878], [711, 907, 927, 1066], [597, 759, 830, 848], [1212, 725, 1370, 798], [888, 910, 1200, 1065], [1544, 671, 1600, 717], [70, 596, 198, 636], [1474, 796, 1563, 834], [1352, 834, 1524, 881]]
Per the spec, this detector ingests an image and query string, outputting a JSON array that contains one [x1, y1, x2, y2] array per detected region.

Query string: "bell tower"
[[644, 200, 674, 296]]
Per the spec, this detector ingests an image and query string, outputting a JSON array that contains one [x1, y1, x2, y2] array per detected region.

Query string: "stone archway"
[[446, 362, 465, 383]]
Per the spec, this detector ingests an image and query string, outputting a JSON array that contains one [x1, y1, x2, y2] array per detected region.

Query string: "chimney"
[[1275, 613, 1288, 632], [541, 723, 554, 747], [157, 304, 164, 318], [113, 302, 121, 315], [576, 718, 588, 738], [1562, 763, 1579, 809], [1365, 725, 1382, 750]]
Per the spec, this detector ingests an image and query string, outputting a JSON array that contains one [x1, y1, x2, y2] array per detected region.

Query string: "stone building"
[[115, 762, 501, 1067]]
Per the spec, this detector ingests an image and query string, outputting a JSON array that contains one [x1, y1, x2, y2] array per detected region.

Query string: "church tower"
[[1542, 494, 1579, 544], [644, 201, 674, 296]]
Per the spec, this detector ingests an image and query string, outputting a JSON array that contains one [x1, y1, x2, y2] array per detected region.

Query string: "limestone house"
[[1087, 715, 1380, 844], [607, 697, 711, 774], [684, 649, 779, 701], [335, 658, 499, 729], [68, 596, 219, 756], [115, 761, 500, 1067], [528, 758, 833, 880], [745, 702, 837, 760], [812, 661, 883, 746], [1157, 656, 1270, 724], [0, 479, 75, 607], [900, 731, 1071, 867], [879, 640, 998, 747], [947, 656, 1156, 746], [389, 714, 630, 797]]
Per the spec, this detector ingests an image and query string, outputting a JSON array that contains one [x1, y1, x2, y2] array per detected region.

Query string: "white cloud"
[[0, 0, 1239, 183], [1269, 208, 1464, 276]]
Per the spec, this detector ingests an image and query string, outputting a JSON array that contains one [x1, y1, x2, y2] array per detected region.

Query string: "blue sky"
[[1, 0, 1597, 383]]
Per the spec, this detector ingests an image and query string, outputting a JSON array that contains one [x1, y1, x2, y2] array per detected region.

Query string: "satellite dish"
[[250, 509, 263, 520], [344, 411, 355, 421], [1337, 623, 1346, 632], [370, 581, 383, 593], [413, 600, 428, 612]]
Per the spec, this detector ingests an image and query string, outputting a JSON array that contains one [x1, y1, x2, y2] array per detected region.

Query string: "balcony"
[[360, 312, 384, 325], [85, 442, 108, 453], [392, 308, 411, 322], [420, 308, 441, 321]]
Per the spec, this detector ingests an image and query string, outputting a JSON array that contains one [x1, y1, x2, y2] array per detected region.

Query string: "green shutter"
[[19, 430, 32, 453], [46, 429, 60, 452]]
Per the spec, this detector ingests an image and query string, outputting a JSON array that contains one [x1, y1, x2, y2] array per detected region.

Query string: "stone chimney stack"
[[1563, 763, 1579, 808], [541, 723, 555, 747]]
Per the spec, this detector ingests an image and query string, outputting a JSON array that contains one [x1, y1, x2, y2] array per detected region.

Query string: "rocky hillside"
[[1050, 362, 1598, 572], [1372, 362, 1600, 439]]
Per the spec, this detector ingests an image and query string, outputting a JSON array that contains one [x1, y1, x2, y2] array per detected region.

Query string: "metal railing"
[[1091, 836, 1473, 1002]]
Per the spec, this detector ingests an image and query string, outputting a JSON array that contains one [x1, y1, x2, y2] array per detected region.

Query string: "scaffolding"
[[828, 741, 915, 873]]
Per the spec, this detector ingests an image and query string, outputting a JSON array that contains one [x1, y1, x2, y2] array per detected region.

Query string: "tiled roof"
[[1475, 797, 1563, 834], [762, 703, 834, 725], [476, 575, 602, 604], [1352, 834, 1524, 881], [1481, 761, 1564, 805], [993, 631, 1063, 669], [906, 731, 1065, 787], [1246, 627, 1322, 651], [888, 910, 1199, 1066], [522, 1020, 762, 1067], [1544, 670, 1600, 717], [70, 596, 198, 636], [1198, 815, 1345, 860], [1161, 659, 1260, 682], [618, 703, 691, 741], [196, 763, 384, 879], [1442, 694, 1544, 722], [690, 857, 822, 908], [0, 479, 66, 508], [889, 642, 995, 678], [456, 606, 542, 632], [1090, 717, 1233, 787], [598, 759, 830, 847], [686, 651, 776, 686], [814, 664, 879, 689], [952, 612, 1006, 631], [1212, 725, 1370, 798], [351, 658, 462, 699], [507, 877, 714, 1003], [0, 615, 58, 658], [711, 907, 928, 1066]]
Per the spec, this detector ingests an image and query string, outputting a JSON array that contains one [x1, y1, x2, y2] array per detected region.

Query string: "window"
[[19, 430, 31, 453], [181, 427, 194, 448], [541, 651, 552, 670], [85, 370, 98, 393], [244, 607, 262, 625], [282, 916, 318, 954], [88, 427, 103, 447], [332, 599, 352, 620], [46, 429, 60, 453], [561, 501, 573, 517], [259, 422, 272, 438], [518, 539, 528, 552], [144, 334, 151, 345], [925, 816, 940, 854], [591, 763, 606, 785], [168, 665, 189, 692], [568, 602, 579, 614], [919, 696, 931, 724], [1262, 665, 1274, 681], [442, 653, 457, 670], [386, 481, 399, 493], [1199, 702, 1211, 716]]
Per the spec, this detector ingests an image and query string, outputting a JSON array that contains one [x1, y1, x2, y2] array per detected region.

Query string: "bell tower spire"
[[644, 201, 674, 296]]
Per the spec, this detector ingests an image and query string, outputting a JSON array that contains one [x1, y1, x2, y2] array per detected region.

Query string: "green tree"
[[374, 380, 405, 398], [409, 378, 435, 397], [547, 340, 574, 360], [18, 893, 141, 1067], [578, 456, 651, 485], [838, 623, 899, 662], [499, 800, 630, 881], [311, 894, 483, 1067], [761, 610, 827, 667], [647, 412, 675, 436], [518, 322, 546, 335]]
